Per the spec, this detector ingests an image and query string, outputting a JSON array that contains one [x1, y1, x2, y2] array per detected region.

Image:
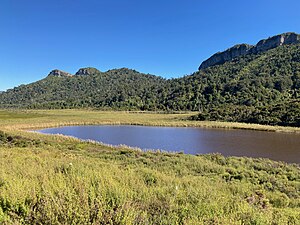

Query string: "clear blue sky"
[[1, 0, 299, 91]]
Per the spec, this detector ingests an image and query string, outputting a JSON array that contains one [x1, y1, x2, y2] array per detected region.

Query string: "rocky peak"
[[199, 32, 300, 70], [75, 67, 101, 76], [48, 69, 73, 77]]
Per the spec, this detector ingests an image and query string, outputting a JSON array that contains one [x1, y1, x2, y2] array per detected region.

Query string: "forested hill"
[[1, 33, 300, 126], [0, 68, 167, 110]]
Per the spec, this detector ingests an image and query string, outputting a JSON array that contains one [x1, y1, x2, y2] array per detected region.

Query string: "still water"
[[38, 125, 300, 163]]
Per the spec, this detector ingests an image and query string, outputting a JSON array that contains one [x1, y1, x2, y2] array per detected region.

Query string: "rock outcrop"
[[199, 44, 253, 70], [199, 32, 300, 70], [75, 67, 101, 76], [47, 67, 101, 78], [48, 69, 73, 77]]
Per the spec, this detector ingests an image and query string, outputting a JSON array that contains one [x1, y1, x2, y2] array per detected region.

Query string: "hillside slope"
[[187, 43, 300, 126]]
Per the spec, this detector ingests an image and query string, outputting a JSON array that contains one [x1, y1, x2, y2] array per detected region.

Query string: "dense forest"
[[1, 42, 300, 126]]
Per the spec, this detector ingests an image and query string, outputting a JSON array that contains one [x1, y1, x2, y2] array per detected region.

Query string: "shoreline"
[[32, 126, 300, 164], [1, 109, 300, 134]]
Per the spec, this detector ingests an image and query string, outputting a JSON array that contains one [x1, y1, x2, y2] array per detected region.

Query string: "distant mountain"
[[1, 32, 300, 126]]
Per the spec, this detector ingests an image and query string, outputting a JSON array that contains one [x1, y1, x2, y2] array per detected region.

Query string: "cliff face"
[[199, 44, 253, 70], [199, 32, 300, 70], [252, 32, 300, 53]]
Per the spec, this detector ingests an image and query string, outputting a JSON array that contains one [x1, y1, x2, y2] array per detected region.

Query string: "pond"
[[37, 125, 300, 163]]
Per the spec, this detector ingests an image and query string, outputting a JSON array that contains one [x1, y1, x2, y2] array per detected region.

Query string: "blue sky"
[[1, 0, 300, 91]]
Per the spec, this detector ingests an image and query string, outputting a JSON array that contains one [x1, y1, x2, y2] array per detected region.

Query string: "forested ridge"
[[1, 40, 300, 126], [0, 68, 167, 110]]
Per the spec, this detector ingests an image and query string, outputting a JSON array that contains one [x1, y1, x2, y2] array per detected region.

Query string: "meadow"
[[2, 109, 300, 132], [0, 109, 299, 224]]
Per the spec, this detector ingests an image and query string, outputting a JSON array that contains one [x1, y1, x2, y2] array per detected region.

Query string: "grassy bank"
[[1, 109, 300, 133], [0, 109, 299, 224]]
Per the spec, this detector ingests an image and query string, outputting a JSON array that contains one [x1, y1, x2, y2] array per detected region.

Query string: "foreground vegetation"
[[0, 110, 299, 224]]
